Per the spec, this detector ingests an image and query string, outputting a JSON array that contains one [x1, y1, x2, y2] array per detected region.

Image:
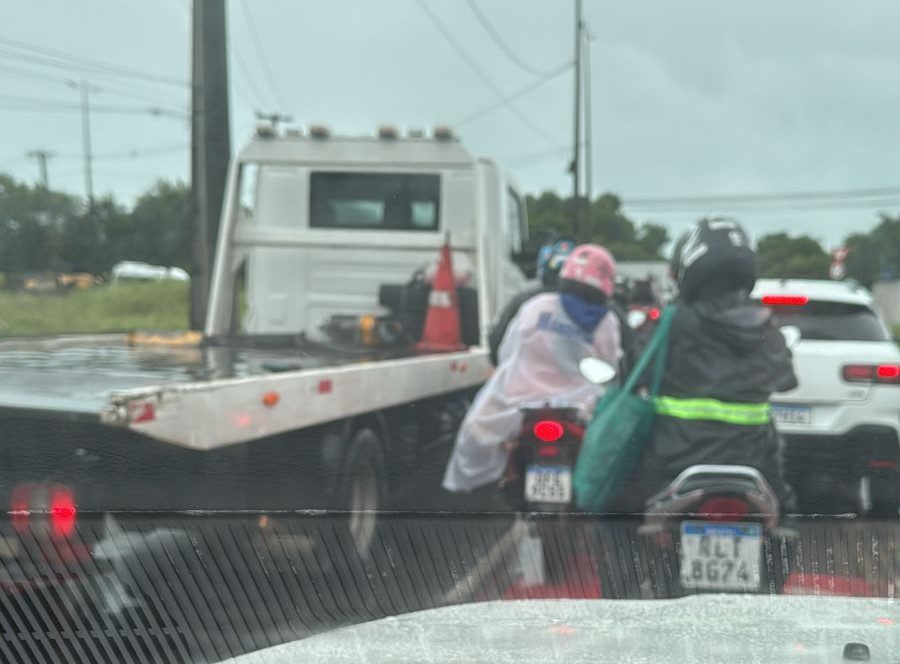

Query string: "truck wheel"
[[868, 474, 899, 519], [339, 427, 386, 558]]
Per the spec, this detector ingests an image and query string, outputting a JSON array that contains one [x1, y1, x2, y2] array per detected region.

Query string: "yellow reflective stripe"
[[655, 397, 771, 425]]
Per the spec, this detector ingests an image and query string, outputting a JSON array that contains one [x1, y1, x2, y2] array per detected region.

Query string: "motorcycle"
[[638, 464, 793, 596], [501, 406, 585, 513], [501, 359, 616, 513]]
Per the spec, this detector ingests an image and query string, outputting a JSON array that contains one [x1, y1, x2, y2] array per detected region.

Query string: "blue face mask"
[[560, 292, 609, 334]]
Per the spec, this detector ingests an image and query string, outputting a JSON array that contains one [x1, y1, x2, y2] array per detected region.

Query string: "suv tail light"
[[842, 364, 900, 385], [10, 484, 77, 539]]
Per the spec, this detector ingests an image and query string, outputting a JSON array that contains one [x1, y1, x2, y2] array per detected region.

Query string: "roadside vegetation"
[[0, 281, 189, 337]]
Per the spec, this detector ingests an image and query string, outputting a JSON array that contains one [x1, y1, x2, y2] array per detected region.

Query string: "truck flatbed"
[[0, 334, 490, 450]]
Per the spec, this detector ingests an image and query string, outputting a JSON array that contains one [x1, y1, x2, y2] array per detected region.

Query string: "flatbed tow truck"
[[0, 124, 528, 573]]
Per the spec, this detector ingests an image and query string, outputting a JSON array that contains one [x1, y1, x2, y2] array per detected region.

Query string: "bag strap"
[[620, 305, 677, 395], [648, 305, 676, 397]]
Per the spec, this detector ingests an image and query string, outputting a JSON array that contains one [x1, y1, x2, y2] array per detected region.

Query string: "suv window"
[[309, 172, 440, 231], [766, 300, 890, 341]]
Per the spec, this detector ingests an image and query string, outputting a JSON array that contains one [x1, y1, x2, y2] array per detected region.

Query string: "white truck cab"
[[206, 125, 528, 342]]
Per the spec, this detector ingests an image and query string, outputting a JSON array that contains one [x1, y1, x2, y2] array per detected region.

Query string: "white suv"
[[752, 279, 900, 517]]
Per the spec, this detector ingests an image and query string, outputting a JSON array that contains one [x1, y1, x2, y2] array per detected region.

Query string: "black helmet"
[[673, 217, 758, 302]]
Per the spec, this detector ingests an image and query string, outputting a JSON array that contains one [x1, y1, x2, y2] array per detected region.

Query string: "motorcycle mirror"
[[780, 325, 801, 349], [579, 357, 617, 385], [627, 310, 647, 329]]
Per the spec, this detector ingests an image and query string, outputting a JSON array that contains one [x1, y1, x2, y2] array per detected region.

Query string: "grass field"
[[0, 282, 190, 337]]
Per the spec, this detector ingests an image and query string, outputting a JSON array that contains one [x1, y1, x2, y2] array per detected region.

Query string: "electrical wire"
[[54, 144, 189, 160], [416, 0, 557, 144], [239, 0, 289, 111], [465, 0, 561, 77], [454, 60, 572, 128], [0, 37, 190, 88], [624, 186, 900, 208]]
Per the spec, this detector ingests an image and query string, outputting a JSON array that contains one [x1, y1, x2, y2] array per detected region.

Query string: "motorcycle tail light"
[[533, 420, 564, 443], [696, 497, 749, 521]]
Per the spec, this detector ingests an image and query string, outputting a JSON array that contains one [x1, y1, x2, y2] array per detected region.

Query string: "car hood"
[[221, 595, 898, 664]]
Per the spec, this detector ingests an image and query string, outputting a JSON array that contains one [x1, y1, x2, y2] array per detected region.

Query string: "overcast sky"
[[3, 0, 900, 247]]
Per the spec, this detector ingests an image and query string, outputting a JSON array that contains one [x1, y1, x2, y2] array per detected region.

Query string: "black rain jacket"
[[613, 290, 798, 512]]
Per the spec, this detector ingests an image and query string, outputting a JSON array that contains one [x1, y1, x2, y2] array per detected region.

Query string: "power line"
[[55, 144, 189, 160], [239, 0, 289, 111], [454, 60, 572, 128], [0, 92, 187, 118], [464, 0, 561, 77], [624, 186, 900, 208], [416, 0, 557, 144], [0, 37, 190, 88]]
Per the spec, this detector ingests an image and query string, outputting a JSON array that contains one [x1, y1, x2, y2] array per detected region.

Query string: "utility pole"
[[67, 79, 97, 207], [191, 0, 232, 330], [256, 110, 293, 131], [584, 28, 593, 237], [571, 0, 583, 239], [26, 150, 55, 189]]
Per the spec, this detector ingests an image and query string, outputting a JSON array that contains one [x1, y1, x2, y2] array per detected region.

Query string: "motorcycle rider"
[[489, 238, 634, 373], [487, 238, 574, 365], [612, 217, 798, 512], [443, 244, 622, 494]]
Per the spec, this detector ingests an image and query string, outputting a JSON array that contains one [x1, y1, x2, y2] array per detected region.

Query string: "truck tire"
[[338, 427, 386, 559], [868, 474, 899, 519]]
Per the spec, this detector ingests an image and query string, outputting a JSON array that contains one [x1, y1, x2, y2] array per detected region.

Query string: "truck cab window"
[[310, 172, 440, 231]]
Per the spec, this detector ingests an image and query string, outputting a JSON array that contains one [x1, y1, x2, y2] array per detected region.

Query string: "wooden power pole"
[[571, 0, 583, 239], [190, 0, 232, 330]]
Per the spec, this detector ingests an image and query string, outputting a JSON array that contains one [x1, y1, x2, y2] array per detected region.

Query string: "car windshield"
[[1, 2, 899, 663], [768, 301, 891, 342]]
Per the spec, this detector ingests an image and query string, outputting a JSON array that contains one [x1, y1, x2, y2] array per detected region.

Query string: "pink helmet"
[[559, 244, 616, 298]]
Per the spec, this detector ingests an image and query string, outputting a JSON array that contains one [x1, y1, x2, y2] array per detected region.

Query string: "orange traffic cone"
[[417, 237, 465, 353]]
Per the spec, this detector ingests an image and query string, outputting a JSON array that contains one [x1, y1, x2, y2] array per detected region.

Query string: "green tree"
[[525, 190, 669, 262], [756, 233, 831, 278], [844, 215, 900, 286], [126, 180, 192, 269], [0, 174, 79, 275]]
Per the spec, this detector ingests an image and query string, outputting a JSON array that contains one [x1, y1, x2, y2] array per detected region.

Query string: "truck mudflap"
[[102, 349, 492, 451]]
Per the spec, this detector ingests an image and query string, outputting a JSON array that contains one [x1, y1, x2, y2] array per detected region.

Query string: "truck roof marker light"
[[309, 124, 330, 139], [262, 391, 280, 407], [255, 121, 276, 138], [433, 126, 454, 140], [378, 125, 398, 139], [762, 295, 809, 306]]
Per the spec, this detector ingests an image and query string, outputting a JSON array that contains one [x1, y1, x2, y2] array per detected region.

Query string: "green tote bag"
[[573, 305, 676, 512]]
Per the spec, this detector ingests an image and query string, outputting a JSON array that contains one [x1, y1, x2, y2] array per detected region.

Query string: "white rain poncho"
[[443, 292, 621, 493]]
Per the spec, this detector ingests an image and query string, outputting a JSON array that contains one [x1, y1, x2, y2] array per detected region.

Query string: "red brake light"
[[876, 364, 900, 382], [762, 295, 809, 306], [648, 307, 661, 321], [533, 420, 565, 443], [696, 497, 749, 521], [49, 488, 77, 538]]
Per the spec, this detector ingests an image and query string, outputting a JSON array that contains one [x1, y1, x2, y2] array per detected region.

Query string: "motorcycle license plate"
[[679, 522, 762, 591], [524, 465, 572, 504]]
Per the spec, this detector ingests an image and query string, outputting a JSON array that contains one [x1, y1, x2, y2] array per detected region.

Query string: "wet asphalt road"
[[0, 508, 896, 664]]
